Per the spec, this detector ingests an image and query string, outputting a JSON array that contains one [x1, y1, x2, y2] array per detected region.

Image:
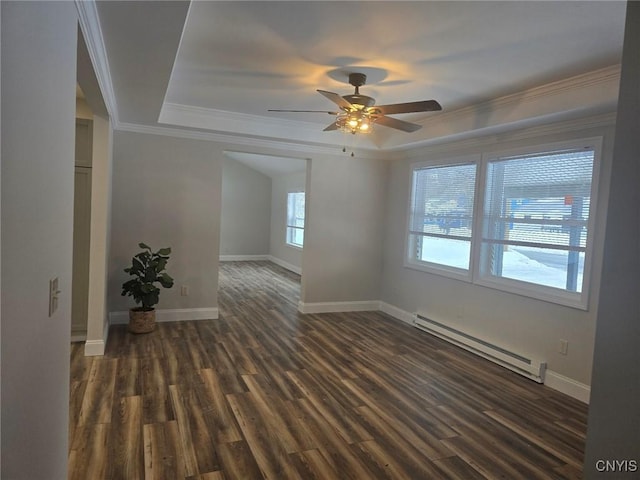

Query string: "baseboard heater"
[[413, 313, 546, 383]]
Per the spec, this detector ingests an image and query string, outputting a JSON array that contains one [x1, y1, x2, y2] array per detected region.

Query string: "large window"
[[406, 139, 600, 309], [286, 191, 305, 247]]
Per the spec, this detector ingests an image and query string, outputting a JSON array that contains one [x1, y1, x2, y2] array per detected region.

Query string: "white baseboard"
[[219, 254, 269, 261], [109, 307, 219, 325], [84, 339, 106, 356], [544, 370, 591, 404], [267, 255, 302, 275], [379, 301, 414, 325], [84, 317, 110, 356], [219, 254, 302, 275], [298, 300, 380, 314]]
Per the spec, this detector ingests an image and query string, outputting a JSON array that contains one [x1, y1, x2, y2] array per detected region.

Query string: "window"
[[479, 147, 596, 303], [406, 139, 600, 309], [407, 162, 477, 277], [286, 191, 305, 247]]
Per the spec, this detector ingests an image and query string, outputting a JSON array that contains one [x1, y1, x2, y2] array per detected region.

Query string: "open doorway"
[[73, 24, 112, 354], [218, 151, 308, 311]]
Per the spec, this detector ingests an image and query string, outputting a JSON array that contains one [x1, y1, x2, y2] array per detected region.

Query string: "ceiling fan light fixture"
[[270, 72, 440, 135], [336, 110, 374, 134]]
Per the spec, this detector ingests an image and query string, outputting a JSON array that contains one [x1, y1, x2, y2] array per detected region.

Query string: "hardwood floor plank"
[[432, 455, 490, 480], [216, 440, 263, 480], [68, 423, 110, 480], [169, 385, 202, 477], [240, 374, 307, 454], [141, 356, 174, 424], [288, 449, 338, 480], [291, 398, 380, 479], [198, 368, 243, 444], [70, 342, 94, 382], [113, 356, 141, 398], [108, 395, 144, 480], [287, 370, 373, 445], [77, 358, 118, 426], [176, 382, 223, 473], [484, 409, 585, 469], [143, 421, 186, 480], [226, 392, 301, 479], [69, 380, 88, 448]]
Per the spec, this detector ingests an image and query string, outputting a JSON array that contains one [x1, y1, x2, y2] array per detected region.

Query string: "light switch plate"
[[49, 277, 60, 317]]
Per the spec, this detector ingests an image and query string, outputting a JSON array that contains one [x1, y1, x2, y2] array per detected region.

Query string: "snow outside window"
[[406, 139, 600, 309], [480, 147, 596, 306], [286, 192, 305, 248]]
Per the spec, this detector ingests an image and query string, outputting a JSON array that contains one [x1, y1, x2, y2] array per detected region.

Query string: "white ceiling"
[[225, 151, 306, 179], [93, 1, 626, 152]]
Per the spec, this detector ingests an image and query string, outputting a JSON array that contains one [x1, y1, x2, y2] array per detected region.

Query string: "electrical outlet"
[[180, 285, 189, 296], [49, 277, 60, 317], [559, 339, 569, 355]]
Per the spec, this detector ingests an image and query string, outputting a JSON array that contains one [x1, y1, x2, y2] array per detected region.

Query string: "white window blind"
[[408, 163, 477, 272], [481, 148, 595, 293]]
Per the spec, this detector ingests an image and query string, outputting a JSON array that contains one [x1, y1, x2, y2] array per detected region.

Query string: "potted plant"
[[121, 242, 174, 333]]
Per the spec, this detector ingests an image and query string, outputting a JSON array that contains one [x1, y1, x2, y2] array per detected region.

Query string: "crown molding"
[[75, 0, 119, 125], [159, 102, 388, 151], [382, 64, 621, 152], [116, 121, 388, 160], [403, 111, 617, 160]]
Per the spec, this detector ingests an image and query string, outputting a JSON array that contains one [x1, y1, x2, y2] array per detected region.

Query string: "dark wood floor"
[[69, 260, 588, 479]]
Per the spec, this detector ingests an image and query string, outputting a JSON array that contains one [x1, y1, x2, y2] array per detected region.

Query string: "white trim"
[[84, 339, 106, 356], [267, 255, 302, 275], [544, 370, 591, 404], [70, 334, 87, 343], [298, 300, 380, 314], [109, 307, 219, 325], [84, 318, 110, 356], [383, 65, 620, 151], [75, 0, 119, 124], [219, 254, 269, 262], [116, 121, 384, 159], [379, 301, 414, 325]]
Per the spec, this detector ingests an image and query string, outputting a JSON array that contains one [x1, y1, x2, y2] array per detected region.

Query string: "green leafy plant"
[[121, 243, 174, 311]]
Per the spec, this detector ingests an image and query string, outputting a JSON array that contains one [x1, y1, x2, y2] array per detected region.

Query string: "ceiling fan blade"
[[268, 109, 338, 114], [323, 122, 339, 131], [375, 115, 422, 133], [371, 100, 442, 115], [317, 90, 354, 110]]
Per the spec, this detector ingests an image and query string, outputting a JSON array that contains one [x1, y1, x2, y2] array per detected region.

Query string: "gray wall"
[[380, 120, 615, 387], [1, 2, 77, 478], [270, 171, 306, 271], [109, 131, 223, 313], [301, 153, 387, 303], [220, 157, 271, 256], [584, 3, 640, 476]]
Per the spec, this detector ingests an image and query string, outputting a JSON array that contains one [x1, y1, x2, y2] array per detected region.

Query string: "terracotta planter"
[[128, 308, 156, 334]]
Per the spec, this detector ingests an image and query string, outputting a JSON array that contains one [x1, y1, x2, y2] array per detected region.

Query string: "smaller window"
[[286, 191, 305, 247], [407, 162, 477, 277]]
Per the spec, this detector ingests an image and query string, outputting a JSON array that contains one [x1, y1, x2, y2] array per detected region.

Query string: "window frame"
[[286, 191, 305, 249], [404, 137, 602, 310], [404, 155, 481, 282]]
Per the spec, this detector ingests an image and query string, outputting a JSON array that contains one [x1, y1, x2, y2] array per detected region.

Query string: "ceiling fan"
[[269, 72, 442, 134]]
